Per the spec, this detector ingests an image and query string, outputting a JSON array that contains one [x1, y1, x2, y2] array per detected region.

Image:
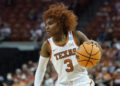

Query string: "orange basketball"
[[75, 42, 102, 68]]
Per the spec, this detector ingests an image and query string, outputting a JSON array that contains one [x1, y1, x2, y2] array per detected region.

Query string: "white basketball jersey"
[[47, 32, 91, 84]]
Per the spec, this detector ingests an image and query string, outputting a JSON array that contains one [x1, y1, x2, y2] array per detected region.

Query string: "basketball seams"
[[76, 51, 100, 60], [76, 51, 89, 58], [91, 50, 100, 56], [85, 44, 93, 67], [76, 43, 101, 68], [83, 44, 100, 56], [78, 60, 94, 65], [82, 44, 90, 55]]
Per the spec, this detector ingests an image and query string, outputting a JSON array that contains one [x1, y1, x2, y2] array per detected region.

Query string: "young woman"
[[34, 3, 100, 86]]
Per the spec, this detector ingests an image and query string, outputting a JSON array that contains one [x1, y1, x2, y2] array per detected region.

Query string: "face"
[[45, 18, 60, 37]]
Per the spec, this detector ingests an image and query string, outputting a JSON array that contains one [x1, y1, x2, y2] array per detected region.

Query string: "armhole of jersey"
[[47, 40, 52, 59], [72, 31, 79, 47]]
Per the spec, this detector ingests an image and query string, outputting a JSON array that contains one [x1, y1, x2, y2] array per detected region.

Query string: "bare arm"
[[76, 31, 89, 41], [75, 31, 102, 53], [34, 41, 50, 86], [74, 31, 89, 45], [40, 40, 50, 57]]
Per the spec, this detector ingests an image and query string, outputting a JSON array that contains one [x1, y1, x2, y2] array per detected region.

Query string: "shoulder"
[[72, 31, 89, 45], [74, 31, 86, 37], [41, 40, 49, 49], [40, 40, 50, 58], [73, 30, 89, 41]]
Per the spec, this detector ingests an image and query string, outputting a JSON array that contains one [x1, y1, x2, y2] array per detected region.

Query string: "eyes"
[[46, 20, 54, 25], [45, 19, 58, 27], [46, 21, 57, 27], [47, 22, 54, 25]]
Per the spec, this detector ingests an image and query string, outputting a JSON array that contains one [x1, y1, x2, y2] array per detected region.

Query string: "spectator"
[[27, 60, 36, 73], [40, 21, 46, 31], [108, 62, 116, 74], [95, 73, 105, 86], [44, 73, 54, 86], [114, 1, 120, 14], [2, 82, 7, 86], [97, 30, 107, 42], [28, 9, 37, 21], [113, 38, 120, 51], [30, 25, 43, 42], [112, 68, 120, 86], [12, 78, 26, 86], [0, 23, 11, 41], [6, 73, 14, 86], [102, 67, 112, 86], [0, 75, 4, 86], [22, 64, 30, 75], [39, 21, 48, 43]]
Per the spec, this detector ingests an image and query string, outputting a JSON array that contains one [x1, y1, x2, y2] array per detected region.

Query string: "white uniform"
[[47, 32, 94, 86]]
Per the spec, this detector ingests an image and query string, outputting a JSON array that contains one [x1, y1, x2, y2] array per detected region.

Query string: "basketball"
[[75, 42, 102, 68]]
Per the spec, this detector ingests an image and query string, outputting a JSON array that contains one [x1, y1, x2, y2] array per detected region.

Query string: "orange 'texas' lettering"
[[54, 48, 76, 60]]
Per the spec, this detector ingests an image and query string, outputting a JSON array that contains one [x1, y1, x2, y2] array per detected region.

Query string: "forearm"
[[34, 56, 49, 86]]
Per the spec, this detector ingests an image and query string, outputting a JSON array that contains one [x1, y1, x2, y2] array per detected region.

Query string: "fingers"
[[84, 40, 98, 46], [83, 40, 103, 55]]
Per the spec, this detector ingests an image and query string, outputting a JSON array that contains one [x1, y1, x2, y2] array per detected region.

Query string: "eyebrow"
[[47, 19, 54, 24]]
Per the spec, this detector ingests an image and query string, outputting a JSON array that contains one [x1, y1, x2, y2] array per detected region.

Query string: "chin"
[[47, 33, 52, 37]]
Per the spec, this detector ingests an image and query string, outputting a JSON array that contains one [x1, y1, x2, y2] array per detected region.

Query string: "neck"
[[53, 32, 67, 42]]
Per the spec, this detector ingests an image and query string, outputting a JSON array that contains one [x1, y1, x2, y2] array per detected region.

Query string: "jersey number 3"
[[64, 59, 74, 72]]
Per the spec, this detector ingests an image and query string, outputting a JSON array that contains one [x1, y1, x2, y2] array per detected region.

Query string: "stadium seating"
[[0, 0, 52, 41]]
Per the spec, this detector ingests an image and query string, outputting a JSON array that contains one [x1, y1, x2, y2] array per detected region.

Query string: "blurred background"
[[0, 0, 120, 86]]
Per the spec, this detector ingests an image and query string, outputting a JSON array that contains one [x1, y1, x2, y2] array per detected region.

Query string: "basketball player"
[[34, 3, 101, 86]]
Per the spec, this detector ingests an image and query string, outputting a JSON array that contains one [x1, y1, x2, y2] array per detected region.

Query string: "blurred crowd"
[[0, 0, 97, 42], [84, 0, 120, 41], [0, 61, 36, 86], [0, 60, 57, 86], [0, 17, 46, 42]]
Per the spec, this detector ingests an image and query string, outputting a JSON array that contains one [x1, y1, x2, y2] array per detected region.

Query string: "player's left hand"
[[85, 40, 98, 46]]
